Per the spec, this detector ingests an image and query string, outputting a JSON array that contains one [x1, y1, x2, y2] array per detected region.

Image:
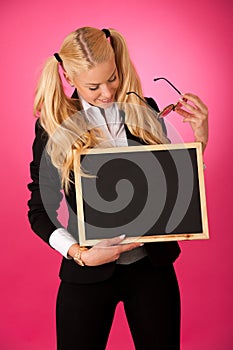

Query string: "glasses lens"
[[159, 104, 174, 117]]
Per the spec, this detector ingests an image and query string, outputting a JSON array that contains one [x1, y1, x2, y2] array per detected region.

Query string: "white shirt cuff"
[[49, 228, 78, 259]]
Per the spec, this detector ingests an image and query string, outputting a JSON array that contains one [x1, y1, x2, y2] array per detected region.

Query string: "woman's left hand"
[[175, 93, 208, 152]]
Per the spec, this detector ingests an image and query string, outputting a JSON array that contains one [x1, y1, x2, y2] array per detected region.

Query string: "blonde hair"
[[34, 26, 168, 192]]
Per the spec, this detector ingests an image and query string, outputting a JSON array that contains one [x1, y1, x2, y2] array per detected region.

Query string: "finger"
[[119, 242, 143, 253], [176, 107, 203, 120], [182, 93, 208, 112], [182, 117, 199, 124], [175, 108, 193, 118], [178, 98, 198, 113], [97, 234, 126, 247]]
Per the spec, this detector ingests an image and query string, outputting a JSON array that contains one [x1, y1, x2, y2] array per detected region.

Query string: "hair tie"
[[54, 52, 63, 63], [102, 28, 110, 38]]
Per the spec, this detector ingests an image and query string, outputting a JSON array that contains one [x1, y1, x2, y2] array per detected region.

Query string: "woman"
[[28, 27, 208, 350]]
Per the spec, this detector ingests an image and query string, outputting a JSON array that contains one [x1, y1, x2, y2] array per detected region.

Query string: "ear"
[[63, 72, 74, 87]]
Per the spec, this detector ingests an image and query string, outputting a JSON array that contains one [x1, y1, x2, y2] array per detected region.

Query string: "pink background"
[[1, 0, 232, 349]]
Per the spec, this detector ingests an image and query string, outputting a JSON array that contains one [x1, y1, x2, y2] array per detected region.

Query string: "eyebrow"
[[84, 68, 117, 86]]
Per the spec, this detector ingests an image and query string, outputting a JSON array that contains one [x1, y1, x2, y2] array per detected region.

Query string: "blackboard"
[[74, 142, 209, 246]]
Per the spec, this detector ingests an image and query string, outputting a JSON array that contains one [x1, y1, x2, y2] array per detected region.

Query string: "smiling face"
[[71, 57, 119, 108]]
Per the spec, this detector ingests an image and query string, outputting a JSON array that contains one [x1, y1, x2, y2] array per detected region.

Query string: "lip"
[[97, 98, 113, 104]]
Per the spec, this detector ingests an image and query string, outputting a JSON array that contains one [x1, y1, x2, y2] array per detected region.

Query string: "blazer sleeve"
[[27, 120, 64, 244]]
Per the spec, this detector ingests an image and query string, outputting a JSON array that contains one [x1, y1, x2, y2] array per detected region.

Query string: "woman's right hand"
[[69, 235, 143, 266]]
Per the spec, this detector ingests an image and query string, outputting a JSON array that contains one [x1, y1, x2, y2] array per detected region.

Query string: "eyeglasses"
[[153, 77, 185, 117], [127, 77, 185, 118]]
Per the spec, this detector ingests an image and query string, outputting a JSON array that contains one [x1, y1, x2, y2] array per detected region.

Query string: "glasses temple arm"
[[153, 77, 182, 95], [126, 91, 158, 113]]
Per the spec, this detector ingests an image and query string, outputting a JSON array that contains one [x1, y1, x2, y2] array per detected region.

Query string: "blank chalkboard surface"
[[74, 142, 209, 246]]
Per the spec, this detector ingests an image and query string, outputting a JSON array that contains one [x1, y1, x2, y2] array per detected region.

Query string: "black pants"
[[56, 257, 180, 350]]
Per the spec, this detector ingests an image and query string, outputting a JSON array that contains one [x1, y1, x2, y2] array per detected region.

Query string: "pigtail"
[[34, 56, 78, 136], [109, 29, 143, 102]]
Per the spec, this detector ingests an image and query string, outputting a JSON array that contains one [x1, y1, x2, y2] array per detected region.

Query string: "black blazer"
[[28, 98, 181, 284]]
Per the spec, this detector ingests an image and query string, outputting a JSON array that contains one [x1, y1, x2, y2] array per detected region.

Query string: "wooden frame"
[[74, 142, 209, 246]]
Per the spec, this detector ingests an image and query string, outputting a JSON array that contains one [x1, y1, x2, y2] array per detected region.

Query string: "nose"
[[100, 84, 112, 98]]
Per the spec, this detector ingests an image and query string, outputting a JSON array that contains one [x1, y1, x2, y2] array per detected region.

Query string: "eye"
[[108, 75, 117, 83], [89, 86, 99, 91]]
